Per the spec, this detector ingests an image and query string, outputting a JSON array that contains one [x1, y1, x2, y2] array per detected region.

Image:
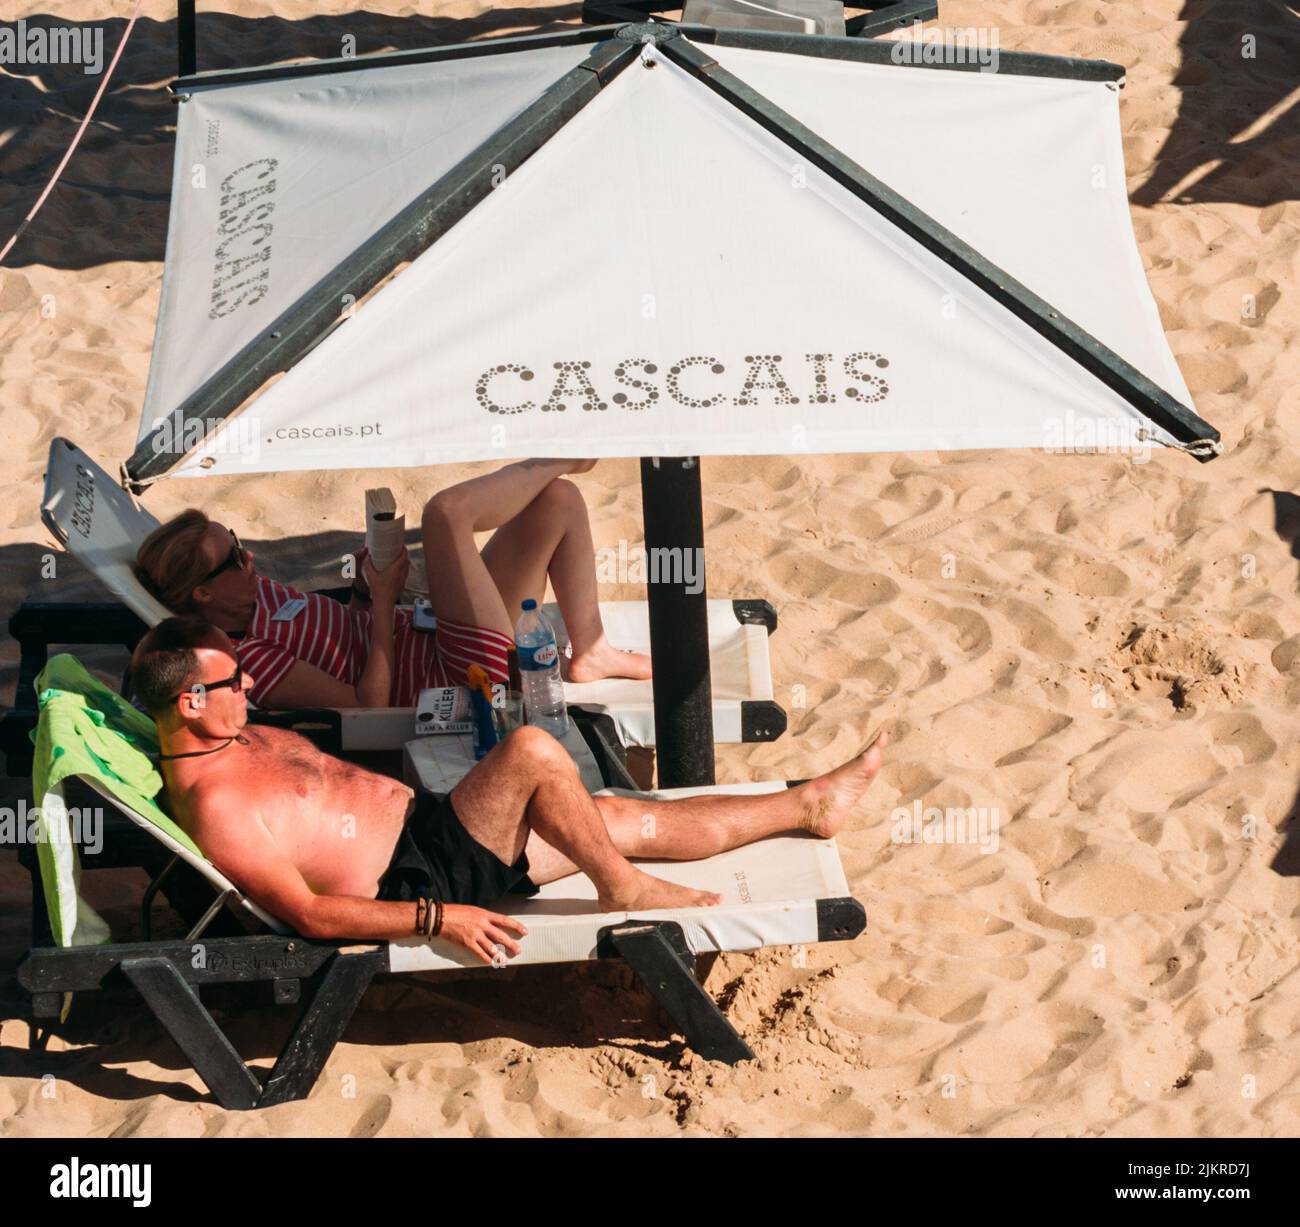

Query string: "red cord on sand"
[[0, 0, 145, 266]]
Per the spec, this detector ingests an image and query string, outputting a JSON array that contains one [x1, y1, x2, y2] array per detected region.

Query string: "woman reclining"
[[133, 458, 650, 710]]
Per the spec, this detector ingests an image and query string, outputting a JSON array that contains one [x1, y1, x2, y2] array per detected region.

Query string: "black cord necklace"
[[157, 734, 249, 762]]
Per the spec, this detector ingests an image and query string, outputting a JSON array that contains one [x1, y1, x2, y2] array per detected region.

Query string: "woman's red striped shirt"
[[237, 576, 510, 707]]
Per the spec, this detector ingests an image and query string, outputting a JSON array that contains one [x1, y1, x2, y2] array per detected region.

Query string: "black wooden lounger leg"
[[23, 936, 383, 1110], [603, 921, 754, 1064], [121, 957, 262, 1111], [257, 949, 386, 1108]]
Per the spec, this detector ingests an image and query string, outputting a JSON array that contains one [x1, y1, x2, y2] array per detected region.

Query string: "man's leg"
[[522, 732, 888, 886], [449, 726, 722, 910]]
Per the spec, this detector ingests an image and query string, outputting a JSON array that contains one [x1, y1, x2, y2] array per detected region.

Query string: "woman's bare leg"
[[522, 731, 888, 885], [422, 458, 576, 637], [481, 478, 653, 682], [424, 459, 653, 680]]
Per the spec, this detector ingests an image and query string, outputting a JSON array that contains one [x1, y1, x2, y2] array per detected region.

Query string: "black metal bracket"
[[570, 707, 642, 790], [731, 598, 777, 634], [740, 699, 787, 742], [598, 919, 755, 1063], [615, 20, 683, 45], [816, 895, 867, 941]]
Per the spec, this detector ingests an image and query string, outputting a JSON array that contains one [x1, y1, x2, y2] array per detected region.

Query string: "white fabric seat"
[[62, 771, 852, 973]]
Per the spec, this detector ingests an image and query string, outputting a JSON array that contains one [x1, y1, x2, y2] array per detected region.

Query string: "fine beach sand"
[[2, 0, 1298, 1136]]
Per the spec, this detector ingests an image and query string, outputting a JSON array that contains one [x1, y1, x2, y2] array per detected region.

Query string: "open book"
[[364, 487, 405, 570]]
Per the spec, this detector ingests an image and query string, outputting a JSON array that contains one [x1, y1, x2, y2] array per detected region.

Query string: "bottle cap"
[[521, 598, 537, 611]]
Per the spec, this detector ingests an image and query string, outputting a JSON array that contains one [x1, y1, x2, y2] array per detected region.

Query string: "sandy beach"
[[2, 0, 1298, 1136]]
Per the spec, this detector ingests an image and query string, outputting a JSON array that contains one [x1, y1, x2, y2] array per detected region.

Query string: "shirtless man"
[[131, 616, 887, 964]]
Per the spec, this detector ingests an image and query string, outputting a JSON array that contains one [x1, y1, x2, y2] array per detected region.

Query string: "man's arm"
[[190, 788, 526, 961]]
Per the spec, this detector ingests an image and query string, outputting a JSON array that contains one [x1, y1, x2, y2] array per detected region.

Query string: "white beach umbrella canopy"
[[128, 23, 1216, 484]]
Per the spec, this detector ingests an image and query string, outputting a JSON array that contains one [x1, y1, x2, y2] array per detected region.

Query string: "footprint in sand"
[[1043, 856, 1197, 918], [1117, 621, 1270, 711]]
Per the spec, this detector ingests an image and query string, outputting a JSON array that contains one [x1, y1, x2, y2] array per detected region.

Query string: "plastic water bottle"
[[515, 599, 569, 739]]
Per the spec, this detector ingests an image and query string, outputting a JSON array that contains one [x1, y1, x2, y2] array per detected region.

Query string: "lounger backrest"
[[42, 437, 171, 625], [79, 774, 289, 934], [35, 650, 289, 936]]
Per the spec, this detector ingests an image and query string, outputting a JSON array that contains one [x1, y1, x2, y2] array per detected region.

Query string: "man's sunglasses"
[[171, 663, 244, 705], [197, 531, 249, 586]]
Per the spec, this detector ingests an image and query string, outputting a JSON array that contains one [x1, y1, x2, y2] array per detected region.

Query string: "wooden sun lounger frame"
[[20, 908, 865, 1111], [13, 770, 865, 1111], [2, 629, 852, 1109]]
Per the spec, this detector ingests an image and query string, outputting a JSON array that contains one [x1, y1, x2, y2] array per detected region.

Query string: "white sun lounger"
[[21, 767, 865, 1110], [36, 437, 785, 749]]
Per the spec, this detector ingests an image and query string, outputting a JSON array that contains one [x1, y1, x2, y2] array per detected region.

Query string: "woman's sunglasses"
[[197, 530, 249, 586], [171, 662, 244, 705]]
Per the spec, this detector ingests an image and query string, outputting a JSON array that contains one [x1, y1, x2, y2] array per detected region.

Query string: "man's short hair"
[[131, 615, 227, 717]]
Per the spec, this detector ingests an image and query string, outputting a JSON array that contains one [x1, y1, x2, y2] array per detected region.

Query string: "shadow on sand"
[[1, 6, 584, 269], [1129, 0, 1297, 209]]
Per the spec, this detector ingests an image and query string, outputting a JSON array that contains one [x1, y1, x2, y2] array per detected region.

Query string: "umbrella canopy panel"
[[139, 41, 599, 441], [135, 32, 1208, 481], [704, 40, 1190, 405]]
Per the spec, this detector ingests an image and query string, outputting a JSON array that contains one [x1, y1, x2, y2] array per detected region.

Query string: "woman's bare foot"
[[796, 730, 889, 838], [566, 635, 654, 683], [599, 868, 722, 913]]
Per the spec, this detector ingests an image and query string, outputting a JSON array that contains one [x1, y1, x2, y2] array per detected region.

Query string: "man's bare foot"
[[796, 730, 889, 838], [566, 636, 654, 683], [599, 868, 722, 913]]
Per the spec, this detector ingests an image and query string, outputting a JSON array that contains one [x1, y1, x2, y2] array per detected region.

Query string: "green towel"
[[31, 654, 204, 950]]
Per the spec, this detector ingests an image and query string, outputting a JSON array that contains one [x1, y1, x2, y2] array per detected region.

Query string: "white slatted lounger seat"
[[38, 437, 784, 749], [392, 781, 851, 970], [21, 772, 865, 1111]]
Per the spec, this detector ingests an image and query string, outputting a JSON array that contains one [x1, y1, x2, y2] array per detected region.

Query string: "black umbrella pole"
[[639, 457, 715, 788]]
